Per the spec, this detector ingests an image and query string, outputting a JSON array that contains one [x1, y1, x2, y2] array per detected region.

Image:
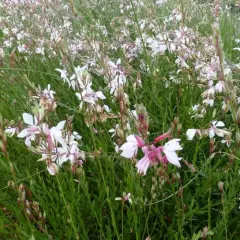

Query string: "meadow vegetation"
[[0, 0, 240, 239]]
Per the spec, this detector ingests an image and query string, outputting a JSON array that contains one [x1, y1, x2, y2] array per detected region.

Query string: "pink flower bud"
[[154, 132, 170, 143]]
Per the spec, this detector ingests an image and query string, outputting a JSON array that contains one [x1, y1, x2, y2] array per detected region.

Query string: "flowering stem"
[[89, 127, 120, 239], [56, 175, 79, 239], [129, 0, 150, 71], [121, 202, 124, 240]]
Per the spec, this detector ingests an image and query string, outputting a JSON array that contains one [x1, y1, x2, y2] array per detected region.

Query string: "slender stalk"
[[56, 175, 79, 239], [90, 127, 120, 239]]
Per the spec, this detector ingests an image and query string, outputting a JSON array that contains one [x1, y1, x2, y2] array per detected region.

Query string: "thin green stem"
[[56, 175, 79, 239]]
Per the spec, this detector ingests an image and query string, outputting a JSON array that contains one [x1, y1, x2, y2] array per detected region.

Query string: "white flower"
[[115, 192, 132, 204], [163, 139, 182, 167], [192, 104, 199, 111], [18, 113, 40, 146], [36, 47, 44, 55], [17, 44, 27, 53], [49, 121, 67, 147], [209, 121, 225, 138], [215, 81, 225, 93], [55, 68, 69, 83], [75, 87, 105, 107], [108, 124, 119, 138], [203, 98, 214, 107], [5, 127, 17, 137]]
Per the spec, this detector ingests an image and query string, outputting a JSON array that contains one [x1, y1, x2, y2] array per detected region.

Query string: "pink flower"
[[120, 135, 145, 158], [115, 192, 132, 204], [136, 145, 165, 175]]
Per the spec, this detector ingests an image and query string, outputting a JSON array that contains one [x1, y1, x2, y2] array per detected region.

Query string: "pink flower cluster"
[[119, 134, 182, 175]]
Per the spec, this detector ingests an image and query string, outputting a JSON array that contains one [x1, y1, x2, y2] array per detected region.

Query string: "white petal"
[[47, 163, 59, 175], [165, 151, 181, 167], [115, 144, 119, 153], [136, 156, 150, 175], [25, 136, 32, 147], [103, 105, 110, 112], [120, 142, 137, 158], [211, 120, 217, 126], [96, 91, 106, 100], [23, 113, 34, 125], [186, 129, 197, 140], [216, 121, 225, 127], [56, 121, 66, 130], [209, 128, 215, 138], [164, 139, 182, 151], [17, 129, 28, 138], [75, 92, 82, 100], [215, 129, 224, 137], [126, 135, 137, 143]]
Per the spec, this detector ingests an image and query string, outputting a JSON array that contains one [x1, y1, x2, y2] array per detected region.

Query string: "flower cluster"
[[120, 134, 182, 175], [5, 85, 85, 175]]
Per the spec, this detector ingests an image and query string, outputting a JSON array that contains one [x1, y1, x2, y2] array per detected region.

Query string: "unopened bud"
[[26, 207, 31, 216], [26, 200, 30, 208], [177, 123, 182, 134], [95, 104, 102, 113], [212, 108, 216, 119], [236, 108, 240, 125], [117, 128, 124, 140], [236, 131, 240, 145], [0, 48, 5, 59], [136, 104, 149, 137], [7, 180, 15, 188], [173, 117, 179, 125], [202, 226, 208, 239], [218, 181, 224, 192]]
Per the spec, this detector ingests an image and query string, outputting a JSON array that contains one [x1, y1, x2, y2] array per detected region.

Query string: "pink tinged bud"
[[156, 147, 167, 164], [154, 132, 170, 143], [135, 135, 145, 147], [44, 125, 54, 150], [46, 134, 54, 151]]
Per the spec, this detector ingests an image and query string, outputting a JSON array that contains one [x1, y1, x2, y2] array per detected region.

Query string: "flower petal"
[[216, 121, 225, 127], [17, 129, 28, 138], [165, 151, 181, 167], [186, 129, 197, 140], [120, 142, 137, 158], [164, 139, 182, 151], [23, 113, 34, 125], [56, 121, 66, 130], [136, 156, 150, 175], [209, 128, 215, 138]]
